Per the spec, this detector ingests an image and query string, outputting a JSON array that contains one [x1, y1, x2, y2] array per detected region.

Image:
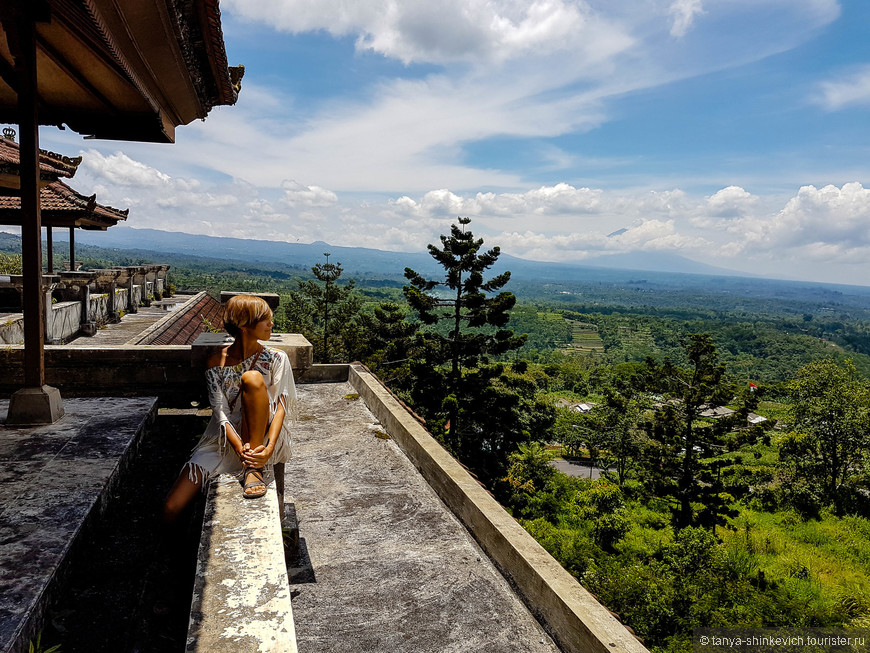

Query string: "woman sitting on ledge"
[[163, 294, 297, 522]]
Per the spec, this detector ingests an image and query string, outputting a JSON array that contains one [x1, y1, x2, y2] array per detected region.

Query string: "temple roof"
[[0, 178, 127, 230], [0, 131, 81, 189], [135, 293, 224, 346], [0, 1, 243, 143]]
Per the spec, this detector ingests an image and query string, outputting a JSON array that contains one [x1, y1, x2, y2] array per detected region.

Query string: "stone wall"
[[0, 314, 24, 345], [0, 288, 132, 345], [88, 293, 109, 323], [46, 301, 81, 344], [0, 341, 318, 406], [0, 346, 203, 406]]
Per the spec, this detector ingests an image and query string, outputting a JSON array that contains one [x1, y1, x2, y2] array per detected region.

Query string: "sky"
[[12, 0, 870, 284]]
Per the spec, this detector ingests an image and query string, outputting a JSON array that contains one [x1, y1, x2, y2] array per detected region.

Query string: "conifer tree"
[[642, 334, 757, 530], [284, 253, 362, 362], [403, 217, 530, 481], [358, 301, 419, 385]]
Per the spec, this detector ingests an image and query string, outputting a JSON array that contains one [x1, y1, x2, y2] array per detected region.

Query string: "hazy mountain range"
[[72, 226, 738, 280]]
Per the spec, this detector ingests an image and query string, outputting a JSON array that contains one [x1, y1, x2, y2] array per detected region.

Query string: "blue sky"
[[18, 0, 870, 284]]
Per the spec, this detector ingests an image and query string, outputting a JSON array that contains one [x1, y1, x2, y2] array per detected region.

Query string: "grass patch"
[[722, 508, 870, 623]]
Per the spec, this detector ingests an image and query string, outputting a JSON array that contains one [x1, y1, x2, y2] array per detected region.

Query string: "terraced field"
[[615, 324, 654, 348], [561, 319, 605, 357]]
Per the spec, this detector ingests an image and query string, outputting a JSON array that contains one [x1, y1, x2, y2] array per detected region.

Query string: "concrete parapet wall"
[[187, 472, 297, 652], [190, 332, 313, 371], [347, 363, 648, 653], [0, 341, 316, 405], [0, 313, 24, 345], [293, 363, 348, 383], [116, 288, 128, 313], [46, 301, 81, 343], [88, 293, 108, 323], [0, 346, 202, 404], [0, 289, 127, 345]]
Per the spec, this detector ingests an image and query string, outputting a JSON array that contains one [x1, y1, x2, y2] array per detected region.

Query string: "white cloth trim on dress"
[[184, 347, 298, 489]]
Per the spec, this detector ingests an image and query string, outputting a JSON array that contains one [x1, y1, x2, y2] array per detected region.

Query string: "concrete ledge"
[[0, 342, 317, 404], [0, 397, 158, 653], [190, 333, 313, 372], [348, 363, 648, 653], [187, 472, 297, 653], [293, 363, 349, 383]]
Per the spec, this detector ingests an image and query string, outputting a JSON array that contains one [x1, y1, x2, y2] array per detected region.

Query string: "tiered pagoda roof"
[[0, 130, 81, 189], [0, 179, 127, 230]]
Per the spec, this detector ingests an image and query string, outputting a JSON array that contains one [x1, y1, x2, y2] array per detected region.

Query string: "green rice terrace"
[[559, 317, 605, 356]]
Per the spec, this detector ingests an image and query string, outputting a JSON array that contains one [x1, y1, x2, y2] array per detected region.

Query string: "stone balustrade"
[[0, 265, 169, 344]]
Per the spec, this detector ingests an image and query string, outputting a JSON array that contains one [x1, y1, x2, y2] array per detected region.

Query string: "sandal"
[[243, 467, 266, 499]]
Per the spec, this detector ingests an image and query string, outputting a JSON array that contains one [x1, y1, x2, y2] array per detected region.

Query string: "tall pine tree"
[[642, 334, 758, 530], [403, 218, 533, 482], [284, 253, 362, 362]]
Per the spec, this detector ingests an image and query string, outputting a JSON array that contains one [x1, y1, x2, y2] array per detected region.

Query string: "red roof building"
[[0, 178, 128, 230]]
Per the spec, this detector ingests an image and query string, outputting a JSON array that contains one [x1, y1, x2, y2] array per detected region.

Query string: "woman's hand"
[[241, 444, 273, 468]]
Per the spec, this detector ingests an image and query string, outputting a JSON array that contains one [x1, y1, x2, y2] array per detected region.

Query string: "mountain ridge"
[[67, 226, 742, 280]]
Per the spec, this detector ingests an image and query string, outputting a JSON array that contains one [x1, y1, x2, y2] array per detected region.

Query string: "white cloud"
[[223, 0, 621, 65], [705, 186, 759, 218], [772, 182, 870, 247], [81, 151, 170, 187], [816, 64, 870, 111], [60, 147, 870, 282], [279, 181, 339, 208], [710, 183, 870, 264], [668, 0, 704, 37]]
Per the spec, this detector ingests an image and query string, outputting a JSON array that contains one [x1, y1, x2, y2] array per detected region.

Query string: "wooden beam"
[[69, 225, 75, 270], [15, 8, 46, 387], [36, 33, 117, 116], [46, 224, 53, 273], [0, 51, 19, 96]]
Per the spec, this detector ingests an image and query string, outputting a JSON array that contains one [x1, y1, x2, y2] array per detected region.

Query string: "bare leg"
[[163, 467, 203, 525], [240, 370, 269, 448], [240, 370, 269, 496]]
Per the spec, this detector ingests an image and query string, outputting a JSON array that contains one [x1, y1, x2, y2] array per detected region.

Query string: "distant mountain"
[[71, 226, 740, 280], [500, 250, 741, 278], [72, 227, 440, 277], [6, 228, 870, 309]]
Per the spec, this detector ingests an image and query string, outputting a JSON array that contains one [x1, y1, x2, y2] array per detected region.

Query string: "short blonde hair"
[[223, 295, 272, 338]]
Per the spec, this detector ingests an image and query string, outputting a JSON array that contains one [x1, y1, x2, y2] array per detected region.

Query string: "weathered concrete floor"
[[0, 397, 157, 653], [284, 383, 561, 653], [66, 305, 167, 346]]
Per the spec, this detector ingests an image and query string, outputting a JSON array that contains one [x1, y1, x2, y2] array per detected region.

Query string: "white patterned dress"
[[185, 346, 298, 485]]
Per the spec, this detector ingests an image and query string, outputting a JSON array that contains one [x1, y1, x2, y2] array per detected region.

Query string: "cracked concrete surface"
[[284, 383, 561, 653], [0, 397, 157, 653]]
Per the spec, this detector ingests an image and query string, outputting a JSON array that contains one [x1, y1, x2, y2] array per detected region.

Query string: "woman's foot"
[[243, 467, 266, 498]]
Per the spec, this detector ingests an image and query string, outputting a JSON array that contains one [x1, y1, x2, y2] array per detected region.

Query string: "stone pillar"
[[79, 282, 96, 336], [107, 280, 118, 322]]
